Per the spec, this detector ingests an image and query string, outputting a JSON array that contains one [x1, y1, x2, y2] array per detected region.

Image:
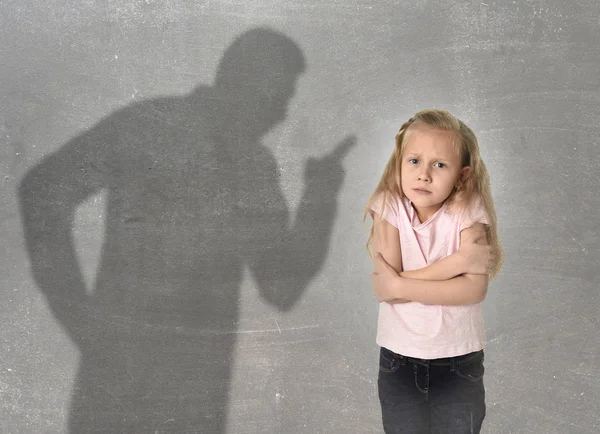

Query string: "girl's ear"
[[459, 166, 471, 183]]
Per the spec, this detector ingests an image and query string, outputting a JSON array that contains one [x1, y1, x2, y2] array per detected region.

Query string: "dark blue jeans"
[[378, 346, 486, 434]]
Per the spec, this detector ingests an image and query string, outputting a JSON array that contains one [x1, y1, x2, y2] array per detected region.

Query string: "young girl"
[[363, 109, 504, 433]]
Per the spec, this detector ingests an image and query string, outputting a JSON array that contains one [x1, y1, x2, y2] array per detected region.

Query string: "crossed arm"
[[371, 212, 490, 306]]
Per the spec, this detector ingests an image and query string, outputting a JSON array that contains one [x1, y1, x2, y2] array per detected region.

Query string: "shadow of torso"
[[72, 88, 284, 432]]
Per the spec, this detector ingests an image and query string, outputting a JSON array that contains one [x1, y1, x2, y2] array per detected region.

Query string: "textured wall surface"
[[2, 1, 599, 433]]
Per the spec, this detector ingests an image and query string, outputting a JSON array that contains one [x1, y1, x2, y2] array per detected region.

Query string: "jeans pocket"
[[455, 351, 485, 382], [379, 347, 400, 373]]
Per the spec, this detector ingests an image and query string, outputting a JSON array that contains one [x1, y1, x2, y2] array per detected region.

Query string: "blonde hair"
[[363, 108, 504, 279]]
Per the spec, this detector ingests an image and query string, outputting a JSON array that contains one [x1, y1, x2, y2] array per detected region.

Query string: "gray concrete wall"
[[2, 1, 599, 432]]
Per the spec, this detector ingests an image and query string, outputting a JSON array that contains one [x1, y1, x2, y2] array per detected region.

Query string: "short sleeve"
[[459, 196, 490, 231], [368, 192, 400, 229]]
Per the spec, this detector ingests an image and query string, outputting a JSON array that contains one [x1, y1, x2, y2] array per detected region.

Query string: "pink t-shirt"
[[369, 193, 489, 359]]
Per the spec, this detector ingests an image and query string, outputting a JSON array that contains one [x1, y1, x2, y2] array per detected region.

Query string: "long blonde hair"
[[363, 108, 504, 279]]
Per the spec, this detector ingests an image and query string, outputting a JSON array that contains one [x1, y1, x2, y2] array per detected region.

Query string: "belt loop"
[[451, 357, 456, 372]]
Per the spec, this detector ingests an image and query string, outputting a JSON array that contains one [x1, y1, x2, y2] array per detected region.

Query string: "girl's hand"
[[371, 253, 410, 303], [458, 224, 494, 275], [460, 243, 494, 275]]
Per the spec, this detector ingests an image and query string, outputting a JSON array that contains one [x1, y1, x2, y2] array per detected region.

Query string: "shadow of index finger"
[[330, 134, 357, 160]]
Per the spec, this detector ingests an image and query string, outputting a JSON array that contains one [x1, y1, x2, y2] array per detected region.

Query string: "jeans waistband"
[[385, 348, 484, 368]]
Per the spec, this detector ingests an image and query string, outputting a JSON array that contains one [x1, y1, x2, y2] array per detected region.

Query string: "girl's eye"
[[434, 162, 445, 168], [408, 159, 418, 164]]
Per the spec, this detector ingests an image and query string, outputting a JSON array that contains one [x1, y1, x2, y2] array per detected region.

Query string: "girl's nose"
[[418, 170, 431, 182]]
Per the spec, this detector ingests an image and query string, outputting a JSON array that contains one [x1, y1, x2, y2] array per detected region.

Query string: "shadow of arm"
[[245, 153, 344, 311], [18, 127, 109, 341]]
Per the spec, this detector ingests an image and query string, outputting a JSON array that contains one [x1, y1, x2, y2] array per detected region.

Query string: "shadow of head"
[[199, 27, 307, 138]]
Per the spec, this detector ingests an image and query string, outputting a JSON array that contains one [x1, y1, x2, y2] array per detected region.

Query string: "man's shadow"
[[18, 27, 355, 433]]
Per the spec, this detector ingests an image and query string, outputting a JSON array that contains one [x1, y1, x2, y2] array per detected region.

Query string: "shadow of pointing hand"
[[304, 134, 356, 194]]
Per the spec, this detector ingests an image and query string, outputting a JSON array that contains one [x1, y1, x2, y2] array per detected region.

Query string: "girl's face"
[[400, 125, 470, 222]]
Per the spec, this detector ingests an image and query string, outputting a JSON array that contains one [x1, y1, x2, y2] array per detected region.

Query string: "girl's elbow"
[[464, 274, 488, 303]]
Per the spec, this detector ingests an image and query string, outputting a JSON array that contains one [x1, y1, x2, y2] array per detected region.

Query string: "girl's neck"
[[412, 202, 445, 224]]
